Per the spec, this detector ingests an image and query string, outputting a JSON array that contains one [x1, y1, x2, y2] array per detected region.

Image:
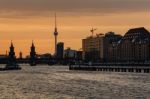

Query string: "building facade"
[[82, 32, 122, 62], [82, 27, 150, 63], [107, 27, 150, 62], [64, 48, 77, 59], [82, 34, 105, 62], [56, 42, 64, 59], [118, 27, 150, 62], [105, 32, 122, 62]]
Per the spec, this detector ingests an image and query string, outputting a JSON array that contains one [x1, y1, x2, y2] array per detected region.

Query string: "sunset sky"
[[0, 0, 150, 57]]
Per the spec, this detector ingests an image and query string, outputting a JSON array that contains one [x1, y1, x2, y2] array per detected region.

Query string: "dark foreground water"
[[0, 65, 149, 99]]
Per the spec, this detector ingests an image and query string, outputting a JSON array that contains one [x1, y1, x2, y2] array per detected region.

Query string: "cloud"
[[0, 0, 150, 18]]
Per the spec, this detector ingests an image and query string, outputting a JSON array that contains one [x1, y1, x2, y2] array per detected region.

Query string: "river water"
[[0, 65, 149, 99]]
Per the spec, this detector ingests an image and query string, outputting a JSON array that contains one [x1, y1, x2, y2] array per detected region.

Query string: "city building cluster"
[[0, 13, 149, 67], [82, 27, 150, 63]]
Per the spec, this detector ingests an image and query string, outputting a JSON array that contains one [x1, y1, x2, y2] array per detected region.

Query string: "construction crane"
[[90, 28, 97, 36]]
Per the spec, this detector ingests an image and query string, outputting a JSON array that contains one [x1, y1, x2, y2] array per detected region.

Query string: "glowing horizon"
[[0, 0, 150, 57]]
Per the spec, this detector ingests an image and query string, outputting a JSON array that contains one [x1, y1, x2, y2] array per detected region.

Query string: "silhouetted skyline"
[[0, 0, 150, 56]]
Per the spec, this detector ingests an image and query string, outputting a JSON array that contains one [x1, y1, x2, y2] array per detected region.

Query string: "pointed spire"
[[32, 40, 34, 47], [10, 40, 14, 47]]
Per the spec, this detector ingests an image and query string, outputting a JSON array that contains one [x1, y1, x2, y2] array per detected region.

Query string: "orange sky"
[[0, 0, 150, 57]]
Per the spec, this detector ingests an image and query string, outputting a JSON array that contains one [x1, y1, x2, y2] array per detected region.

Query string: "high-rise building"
[[82, 34, 106, 62], [56, 42, 64, 59], [82, 32, 122, 62]]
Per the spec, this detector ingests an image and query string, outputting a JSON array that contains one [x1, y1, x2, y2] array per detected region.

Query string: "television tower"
[[54, 13, 58, 55]]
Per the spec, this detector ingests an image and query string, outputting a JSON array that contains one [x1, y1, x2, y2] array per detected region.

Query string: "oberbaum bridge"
[[0, 40, 53, 71]]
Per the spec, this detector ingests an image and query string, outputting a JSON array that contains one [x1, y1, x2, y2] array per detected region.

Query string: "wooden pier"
[[69, 64, 150, 73]]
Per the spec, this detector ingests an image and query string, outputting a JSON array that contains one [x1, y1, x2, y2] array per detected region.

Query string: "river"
[[0, 65, 149, 99]]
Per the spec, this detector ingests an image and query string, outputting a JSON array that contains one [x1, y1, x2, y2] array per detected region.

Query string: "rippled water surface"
[[0, 65, 150, 99]]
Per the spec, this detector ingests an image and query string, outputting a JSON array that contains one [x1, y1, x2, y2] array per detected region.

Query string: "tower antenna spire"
[[55, 12, 57, 29], [54, 12, 59, 56]]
